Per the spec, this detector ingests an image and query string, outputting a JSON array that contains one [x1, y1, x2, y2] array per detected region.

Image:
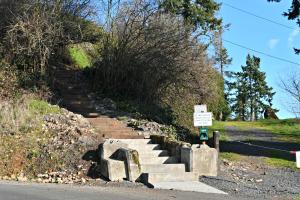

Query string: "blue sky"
[[217, 0, 300, 119]]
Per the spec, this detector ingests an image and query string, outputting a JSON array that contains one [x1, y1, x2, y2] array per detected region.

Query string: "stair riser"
[[144, 173, 198, 183], [139, 157, 177, 165], [127, 144, 160, 150], [103, 135, 144, 139], [141, 165, 185, 173], [111, 139, 152, 145], [138, 150, 168, 157]]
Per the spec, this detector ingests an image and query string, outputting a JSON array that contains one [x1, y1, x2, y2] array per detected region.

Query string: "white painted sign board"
[[297, 151, 300, 168], [193, 112, 213, 127], [194, 105, 207, 113]]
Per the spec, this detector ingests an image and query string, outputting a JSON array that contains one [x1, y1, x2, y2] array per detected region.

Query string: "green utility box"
[[199, 127, 209, 141]]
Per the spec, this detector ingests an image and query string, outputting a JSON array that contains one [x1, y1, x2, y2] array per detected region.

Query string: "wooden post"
[[213, 131, 220, 152]]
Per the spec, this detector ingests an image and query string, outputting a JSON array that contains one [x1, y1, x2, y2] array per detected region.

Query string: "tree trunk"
[[219, 111, 223, 121]]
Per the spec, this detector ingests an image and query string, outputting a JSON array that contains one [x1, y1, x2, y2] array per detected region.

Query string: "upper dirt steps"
[[52, 65, 143, 139]]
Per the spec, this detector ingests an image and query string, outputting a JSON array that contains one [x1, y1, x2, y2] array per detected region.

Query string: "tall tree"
[[213, 26, 232, 77], [229, 55, 276, 121], [158, 0, 222, 34], [213, 26, 232, 120]]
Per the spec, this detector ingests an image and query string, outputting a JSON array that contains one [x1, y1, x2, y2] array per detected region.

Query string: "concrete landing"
[[153, 181, 227, 195]]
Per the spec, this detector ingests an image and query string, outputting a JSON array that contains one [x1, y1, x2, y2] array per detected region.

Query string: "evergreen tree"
[[213, 26, 232, 120], [213, 26, 232, 77], [158, 0, 222, 33], [229, 55, 276, 121]]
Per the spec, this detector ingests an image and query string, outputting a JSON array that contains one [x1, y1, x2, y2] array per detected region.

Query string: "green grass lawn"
[[211, 119, 300, 170], [211, 119, 300, 143]]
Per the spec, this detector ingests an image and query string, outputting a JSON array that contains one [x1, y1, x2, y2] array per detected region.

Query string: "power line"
[[223, 39, 300, 66], [221, 2, 295, 30]]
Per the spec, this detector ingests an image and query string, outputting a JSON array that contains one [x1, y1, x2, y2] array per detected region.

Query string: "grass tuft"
[[0, 97, 61, 135], [264, 157, 298, 170], [28, 99, 61, 115], [68, 46, 92, 69], [220, 152, 242, 161]]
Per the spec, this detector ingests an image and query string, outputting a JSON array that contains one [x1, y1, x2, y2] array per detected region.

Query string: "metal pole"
[[213, 131, 220, 152]]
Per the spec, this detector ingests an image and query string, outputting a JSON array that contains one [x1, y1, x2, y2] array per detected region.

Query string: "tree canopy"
[[158, 0, 222, 34]]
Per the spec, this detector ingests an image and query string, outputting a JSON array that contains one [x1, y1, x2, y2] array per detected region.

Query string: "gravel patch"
[[201, 159, 300, 200]]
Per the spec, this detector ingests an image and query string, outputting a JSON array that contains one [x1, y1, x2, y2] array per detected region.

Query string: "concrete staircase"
[[116, 139, 199, 184], [52, 65, 143, 140]]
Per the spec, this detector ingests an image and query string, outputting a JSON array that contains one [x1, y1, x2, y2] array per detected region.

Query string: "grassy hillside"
[[212, 119, 300, 143]]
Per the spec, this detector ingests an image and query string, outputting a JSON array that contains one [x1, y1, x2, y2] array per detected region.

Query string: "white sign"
[[297, 151, 300, 168], [194, 105, 207, 113], [193, 112, 212, 127]]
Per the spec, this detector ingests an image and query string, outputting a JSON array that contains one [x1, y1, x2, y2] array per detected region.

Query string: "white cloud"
[[288, 28, 300, 47], [268, 38, 279, 49]]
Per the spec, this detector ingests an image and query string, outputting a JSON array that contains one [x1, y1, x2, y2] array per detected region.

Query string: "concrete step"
[[110, 139, 152, 145], [103, 134, 144, 139], [139, 156, 177, 165], [141, 164, 185, 173], [153, 181, 227, 194], [127, 144, 161, 151], [139, 150, 169, 157], [117, 139, 151, 142], [144, 172, 198, 183]]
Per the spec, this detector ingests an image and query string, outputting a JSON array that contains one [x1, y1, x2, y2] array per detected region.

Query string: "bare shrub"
[[2, 0, 94, 75], [0, 61, 19, 100], [5, 7, 63, 74], [280, 72, 300, 118], [95, 1, 218, 102], [93, 0, 223, 128]]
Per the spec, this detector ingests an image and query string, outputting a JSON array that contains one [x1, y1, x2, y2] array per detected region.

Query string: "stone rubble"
[[0, 109, 101, 185]]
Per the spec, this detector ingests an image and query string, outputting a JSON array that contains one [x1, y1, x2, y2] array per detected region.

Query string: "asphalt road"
[[0, 181, 254, 200]]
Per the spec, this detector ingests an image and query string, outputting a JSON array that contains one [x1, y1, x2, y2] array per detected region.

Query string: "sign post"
[[296, 151, 300, 168], [193, 105, 212, 146]]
